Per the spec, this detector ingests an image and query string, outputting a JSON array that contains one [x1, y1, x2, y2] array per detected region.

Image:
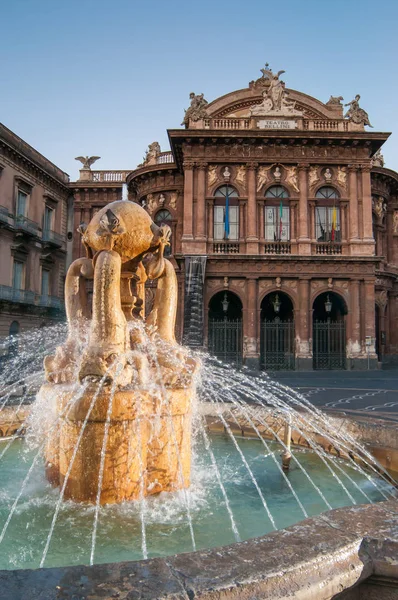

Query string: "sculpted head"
[[82, 200, 163, 262]]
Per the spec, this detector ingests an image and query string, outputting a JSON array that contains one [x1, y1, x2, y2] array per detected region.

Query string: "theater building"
[[71, 65, 398, 370]]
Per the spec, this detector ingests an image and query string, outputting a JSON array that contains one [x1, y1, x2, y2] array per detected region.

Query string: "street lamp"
[[324, 295, 332, 315], [272, 294, 281, 314], [221, 293, 229, 315]]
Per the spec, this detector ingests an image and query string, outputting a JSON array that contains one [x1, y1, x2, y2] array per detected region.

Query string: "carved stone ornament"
[[284, 165, 299, 193], [223, 167, 231, 180], [169, 192, 178, 210], [159, 193, 166, 206], [181, 92, 209, 126], [223, 276, 229, 288], [250, 63, 303, 117], [377, 289, 388, 309], [208, 165, 218, 188], [75, 155, 100, 170], [328, 278, 333, 289], [393, 211, 398, 235], [143, 142, 160, 166], [257, 166, 271, 192], [344, 95, 372, 127], [326, 95, 343, 106], [235, 165, 246, 190], [146, 193, 157, 214], [324, 168, 332, 183], [371, 149, 385, 168], [373, 196, 386, 220], [273, 166, 282, 182], [309, 166, 319, 188], [275, 277, 281, 288], [337, 167, 347, 190]]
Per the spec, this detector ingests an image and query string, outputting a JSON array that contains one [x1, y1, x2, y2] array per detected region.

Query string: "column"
[[348, 165, 359, 242], [361, 165, 375, 244], [298, 164, 311, 255], [364, 279, 378, 367], [296, 278, 312, 369], [243, 278, 259, 369], [182, 160, 194, 241], [196, 161, 207, 240], [246, 162, 259, 253]]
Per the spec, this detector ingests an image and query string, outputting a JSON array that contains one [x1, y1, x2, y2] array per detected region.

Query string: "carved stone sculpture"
[[143, 142, 161, 166], [257, 166, 271, 192], [146, 193, 156, 214], [326, 96, 343, 106], [208, 165, 218, 188], [235, 165, 246, 190], [373, 196, 386, 220], [75, 156, 101, 170], [344, 95, 373, 127], [284, 166, 300, 192], [324, 168, 332, 182], [309, 166, 319, 188], [41, 200, 198, 504], [181, 92, 209, 126], [371, 149, 385, 168], [273, 166, 282, 182], [337, 167, 347, 189], [393, 211, 398, 235], [169, 192, 178, 210], [250, 64, 303, 117]]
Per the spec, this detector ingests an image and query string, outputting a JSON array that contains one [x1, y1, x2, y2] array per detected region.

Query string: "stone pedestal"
[[43, 383, 192, 504]]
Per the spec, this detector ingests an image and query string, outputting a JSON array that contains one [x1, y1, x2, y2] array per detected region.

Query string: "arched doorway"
[[313, 292, 347, 370], [260, 292, 295, 370], [208, 291, 242, 364]]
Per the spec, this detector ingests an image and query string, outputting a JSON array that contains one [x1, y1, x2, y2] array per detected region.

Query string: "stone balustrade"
[[89, 171, 129, 183], [212, 242, 240, 254], [315, 242, 343, 255], [156, 152, 174, 164], [264, 241, 291, 255]]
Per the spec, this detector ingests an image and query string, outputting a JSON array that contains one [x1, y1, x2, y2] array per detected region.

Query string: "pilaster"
[[246, 162, 259, 254], [243, 277, 260, 369], [296, 278, 312, 370], [297, 164, 311, 255]]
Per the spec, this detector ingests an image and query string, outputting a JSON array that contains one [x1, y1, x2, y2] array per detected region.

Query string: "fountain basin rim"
[[0, 500, 397, 599]]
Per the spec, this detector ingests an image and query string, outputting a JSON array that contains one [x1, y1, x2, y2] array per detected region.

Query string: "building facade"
[[0, 123, 71, 348], [71, 66, 398, 370]]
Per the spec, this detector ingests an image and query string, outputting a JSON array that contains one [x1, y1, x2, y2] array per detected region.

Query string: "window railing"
[[0, 205, 14, 226], [315, 242, 343, 255], [38, 295, 65, 309], [15, 215, 40, 236], [0, 286, 35, 304], [212, 242, 240, 254], [264, 241, 291, 255], [42, 229, 65, 247]]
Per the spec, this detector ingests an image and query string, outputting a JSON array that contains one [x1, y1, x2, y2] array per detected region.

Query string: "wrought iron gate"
[[313, 320, 346, 370], [208, 319, 242, 365], [260, 319, 295, 370]]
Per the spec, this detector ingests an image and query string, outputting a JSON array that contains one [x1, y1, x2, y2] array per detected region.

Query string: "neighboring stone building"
[[70, 65, 398, 370], [0, 123, 72, 348]]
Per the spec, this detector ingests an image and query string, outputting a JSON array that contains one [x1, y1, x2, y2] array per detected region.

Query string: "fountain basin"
[[41, 383, 192, 503]]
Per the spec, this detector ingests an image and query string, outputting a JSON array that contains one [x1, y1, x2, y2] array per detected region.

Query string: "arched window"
[[214, 185, 239, 241], [154, 209, 172, 256], [264, 186, 290, 241], [315, 186, 341, 242], [9, 321, 20, 356]]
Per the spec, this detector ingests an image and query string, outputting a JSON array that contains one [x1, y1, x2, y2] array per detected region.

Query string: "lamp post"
[[325, 294, 332, 369], [222, 293, 229, 320]]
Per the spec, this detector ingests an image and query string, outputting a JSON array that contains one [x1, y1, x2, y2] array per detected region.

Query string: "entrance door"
[[260, 318, 295, 370], [208, 291, 242, 365], [260, 292, 295, 370], [312, 292, 347, 370]]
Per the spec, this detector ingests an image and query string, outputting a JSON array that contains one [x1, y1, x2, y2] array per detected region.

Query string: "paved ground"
[[269, 369, 398, 422]]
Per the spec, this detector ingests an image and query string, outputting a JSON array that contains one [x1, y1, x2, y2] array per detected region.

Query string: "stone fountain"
[[41, 200, 197, 504]]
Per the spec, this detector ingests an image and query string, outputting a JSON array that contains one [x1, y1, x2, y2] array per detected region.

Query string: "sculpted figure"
[[337, 166, 347, 189], [373, 196, 386, 220], [235, 165, 246, 190], [326, 96, 343, 106], [75, 155, 101, 170], [182, 92, 209, 126], [371, 149, 385, 168], [208, 165, 218, 188], [309, 166, 319, 188], [285, 166, 300, 193], [260, 64, 285, 111], [393, 211, 398, 235], [143, 142, 161, 166], [344, 95, 373, 127], [257, 166, 271, 192]]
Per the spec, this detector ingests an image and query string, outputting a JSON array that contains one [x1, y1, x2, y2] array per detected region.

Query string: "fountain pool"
[[0, 432, 393, 571]]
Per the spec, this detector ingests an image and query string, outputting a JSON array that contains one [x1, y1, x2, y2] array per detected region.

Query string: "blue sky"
[[1, 0, 397, 180]]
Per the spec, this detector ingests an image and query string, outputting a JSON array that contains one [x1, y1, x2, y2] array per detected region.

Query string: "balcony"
[[0, 286, 35, 304], [212, 242, 240, 254], [264, 241, 291, 255], [38, 295, 65, 310], [156, 151, 174, 164], [15, 215, 40, 236], [315, 242, 343, 255], [0, 206, 14, 227], [42, 229, 65, 249]]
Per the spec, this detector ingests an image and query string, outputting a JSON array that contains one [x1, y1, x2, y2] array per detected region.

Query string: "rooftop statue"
[[344, 95, 373, 127], [182, 92, 209, 126], [75, 155, 101, 170], [250, 64, 303, 117], [371, 148, 385, 168]]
